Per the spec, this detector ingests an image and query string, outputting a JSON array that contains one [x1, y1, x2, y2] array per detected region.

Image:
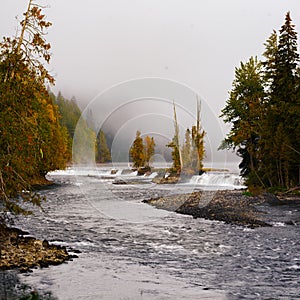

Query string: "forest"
[[0, 3, 299, 224], [220, 12, 300, 193], [0, 1, 111, 219]]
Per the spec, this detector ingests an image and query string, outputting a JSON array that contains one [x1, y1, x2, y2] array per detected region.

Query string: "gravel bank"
[[144, 190, 300, 228]]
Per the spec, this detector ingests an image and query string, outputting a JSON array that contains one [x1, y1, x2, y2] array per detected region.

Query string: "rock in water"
[[0, 225, 72, 272]]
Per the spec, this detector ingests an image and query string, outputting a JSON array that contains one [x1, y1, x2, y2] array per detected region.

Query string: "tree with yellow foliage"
[[129, 131, 156, 169], [0, 1, 68, 216], [144, 136, 155, 167], [129, 131, 145, 168]]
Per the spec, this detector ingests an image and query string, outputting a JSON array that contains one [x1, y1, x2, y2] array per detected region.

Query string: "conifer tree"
[[220, 57, 266, 187], [221, 12, 300, 190], [261, 12, 300, 188], [72, 118, 96, 164], [262, 31, 278, 88], [96, 130, 111, 163]]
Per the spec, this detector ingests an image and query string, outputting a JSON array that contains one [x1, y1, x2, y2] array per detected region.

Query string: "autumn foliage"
[[0, 1, 68, 216], [168, 101, 205, 175], [129, 131, 155, 168]]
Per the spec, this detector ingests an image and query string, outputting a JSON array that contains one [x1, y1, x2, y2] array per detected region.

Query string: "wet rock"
[[152, 175, 180, 184], [137, 166, 151, 176], [261, 193, 282, 205], [112, 179, 128, 185], [285, 220, 297, 226], [0, 225, 73, 272]]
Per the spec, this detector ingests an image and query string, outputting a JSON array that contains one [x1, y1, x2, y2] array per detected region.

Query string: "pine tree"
[[96, 130, 111, 163], [262, 31, 278, 88], [262, 12, 300, 188], [221, 12, 300, 190], [72, 118, 96, 164], [220, 57, 265, 187]]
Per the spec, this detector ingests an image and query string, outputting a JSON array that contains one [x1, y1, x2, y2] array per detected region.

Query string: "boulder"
[[137, 166, 151, 176]]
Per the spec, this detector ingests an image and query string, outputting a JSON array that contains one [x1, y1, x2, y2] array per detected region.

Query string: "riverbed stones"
[[0, 225, 71, 272], [152, 175, 180, 184], [144, 190, 272, 228]]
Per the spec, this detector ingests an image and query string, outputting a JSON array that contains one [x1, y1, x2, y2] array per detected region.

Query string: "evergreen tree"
[[220, 57, 266, 187], [221, 12, 300, 190], [96, 130, 111, 163], [262, 31, 278, 88], [72, 117, 96, 164], [55, 93, 82, 139], [129, 131, 145, 168], [52, 92, 82, 161], [261, 12, 300, 188]]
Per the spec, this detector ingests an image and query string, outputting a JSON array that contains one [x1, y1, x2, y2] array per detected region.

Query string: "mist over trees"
[[221, 12, 300, 191], [0, 1, 112, 219], [96, 130, 111, 163], [1, 1, 297, 226], [51, 92, 111, 164]]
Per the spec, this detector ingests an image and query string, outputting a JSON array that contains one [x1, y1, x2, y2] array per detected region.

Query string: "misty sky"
[[1, 1, 300, 167]]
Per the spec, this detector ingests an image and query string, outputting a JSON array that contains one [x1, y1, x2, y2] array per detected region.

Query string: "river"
[[3, 165, 300, 299]]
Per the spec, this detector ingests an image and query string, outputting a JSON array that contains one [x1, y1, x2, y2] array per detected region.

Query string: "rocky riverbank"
[[0, 225, 75, 272], [144, 190, 300, 228]]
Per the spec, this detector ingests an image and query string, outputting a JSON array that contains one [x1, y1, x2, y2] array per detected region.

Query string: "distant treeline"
[[50, 92, 111, 164], [0, 1, 111, 218]]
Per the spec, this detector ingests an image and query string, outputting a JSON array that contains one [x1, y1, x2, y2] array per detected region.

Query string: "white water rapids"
[[2, 165, 299, 300]]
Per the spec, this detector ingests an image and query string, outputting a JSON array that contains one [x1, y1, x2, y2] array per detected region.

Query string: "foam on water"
[[189, 172, 246, 189], [49, 167, 112, 177], [145, 172, 158, 179], [49, 165, 246, 190], [14, 166, 300, 300]]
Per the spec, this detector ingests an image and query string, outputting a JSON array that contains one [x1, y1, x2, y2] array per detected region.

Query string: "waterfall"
[[189, 172, 245, 188]]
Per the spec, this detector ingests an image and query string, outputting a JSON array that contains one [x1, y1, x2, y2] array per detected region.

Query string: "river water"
[[5, 166, 300, 299]]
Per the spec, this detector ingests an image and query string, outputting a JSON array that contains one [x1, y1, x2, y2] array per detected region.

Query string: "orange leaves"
[[27, 135, 33, 145], [0, 1, 69, 215], [5, 1, 54, 85], [46, 104, 56, 122]]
